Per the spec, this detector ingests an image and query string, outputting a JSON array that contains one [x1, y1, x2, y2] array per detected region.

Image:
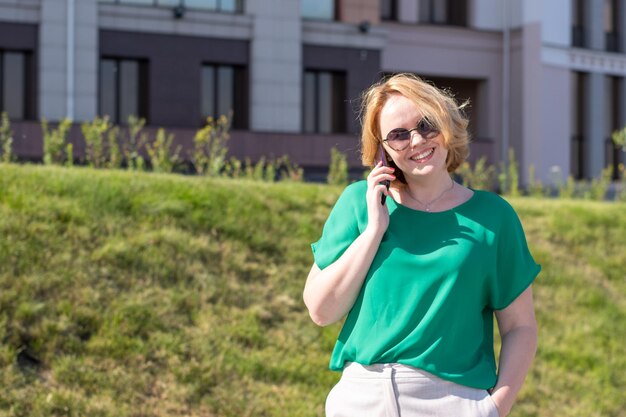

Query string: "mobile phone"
[[378, 145, 390, 205]]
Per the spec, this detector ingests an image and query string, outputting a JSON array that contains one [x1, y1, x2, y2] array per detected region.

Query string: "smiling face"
[[379, 93, 449, 180]]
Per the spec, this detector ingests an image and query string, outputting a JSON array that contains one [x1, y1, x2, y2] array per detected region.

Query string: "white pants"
[[326, 362, 500, 417]]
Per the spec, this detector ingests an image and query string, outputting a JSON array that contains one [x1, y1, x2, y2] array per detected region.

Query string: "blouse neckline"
[[389, 188, 480, 215]]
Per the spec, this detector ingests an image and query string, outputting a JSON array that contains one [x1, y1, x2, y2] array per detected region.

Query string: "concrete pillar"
[[246, 0, 301, 132], [39, 0, 98, 122], [40, 0, 68, 121], [520, 22, 542, 186], [585, 0, 604, 50], [74, 0, 98, 121], [584, 73, 606, 178]]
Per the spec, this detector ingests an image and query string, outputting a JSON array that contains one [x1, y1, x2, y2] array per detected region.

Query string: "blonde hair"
[[360, 73, 470, 181]]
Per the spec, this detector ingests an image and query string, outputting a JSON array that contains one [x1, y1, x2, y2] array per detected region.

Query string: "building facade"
[[0, 0, 624, 183]]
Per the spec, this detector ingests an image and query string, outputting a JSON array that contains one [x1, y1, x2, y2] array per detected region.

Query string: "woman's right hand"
[[365, 161, 395, 237]]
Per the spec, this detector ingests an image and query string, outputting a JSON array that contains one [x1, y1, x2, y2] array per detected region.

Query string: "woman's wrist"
[[363, 224, 386, 241]]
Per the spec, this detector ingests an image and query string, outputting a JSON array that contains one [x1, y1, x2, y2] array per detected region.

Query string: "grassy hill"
[[0, 164, 624, 417]]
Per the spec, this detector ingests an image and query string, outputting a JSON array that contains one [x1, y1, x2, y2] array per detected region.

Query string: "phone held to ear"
[[378, 145, 390, 206]]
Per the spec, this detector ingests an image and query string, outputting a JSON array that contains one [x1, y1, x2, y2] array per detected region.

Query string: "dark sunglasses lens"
[[387, 129, 409, 142], [418, 119, 438, 138]]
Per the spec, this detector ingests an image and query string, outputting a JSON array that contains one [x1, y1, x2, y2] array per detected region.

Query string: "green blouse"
[[311, 180, 541, 389]]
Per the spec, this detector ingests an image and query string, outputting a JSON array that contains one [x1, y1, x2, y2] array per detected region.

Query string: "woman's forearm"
[[491, 325, 538, 416], [303, 226, 384, 327]]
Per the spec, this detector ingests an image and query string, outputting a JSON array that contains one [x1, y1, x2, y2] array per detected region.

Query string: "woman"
[[303, 73, 541, 417]]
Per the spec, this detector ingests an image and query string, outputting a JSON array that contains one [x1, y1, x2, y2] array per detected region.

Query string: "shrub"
[[456, 156, 495, 191], [589, 166, 613, 201], [496, 148, 520, 196], [122, 115, 147, 171], [612, 125, 626, 151], [616, 163, 626, 202], [224, 156, 243, 178], [192, 115, 231, 176], [145, 128, 181, 173], [42, 118, 72, 165], [277, 155, 304, 182], [65, 143, 74, 167], [327, 147, 348, 186], [81, 116, 111, 168], [527, 164, 545, 197], [107, 126, 122, 170], [0, 112, 13, 163], [558, 175, 576, 199]]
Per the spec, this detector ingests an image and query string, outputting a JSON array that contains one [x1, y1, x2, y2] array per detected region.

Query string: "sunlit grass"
[[0, 164, 624, 417]]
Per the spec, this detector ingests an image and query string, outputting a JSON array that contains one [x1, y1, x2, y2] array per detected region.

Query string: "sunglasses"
[[382, 118, 440, 151]]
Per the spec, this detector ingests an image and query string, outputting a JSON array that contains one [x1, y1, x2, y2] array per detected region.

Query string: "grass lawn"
[[0, 164, 624, 417]]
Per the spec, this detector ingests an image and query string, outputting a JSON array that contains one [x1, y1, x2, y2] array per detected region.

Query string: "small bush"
[[81, 116, 111, 168], [122, 115, 147, 171], [192, 115, 231, 176], [457, 156, 496, 191], [42, 118, 72, 165], [617, 163, 626, 202], [558, 174, 576, 199], [612, 125, 626, 151], [107, 126, 122, 169], [65, 143, 74, 167], [589, 166, 613, 201], [0, 112, 13, 163], [527, 164, 545, 197], [277, 155, 304, 182], [496, 148, 520, 196], [327, 147, 348, 186], [145, 128, 181, 173]]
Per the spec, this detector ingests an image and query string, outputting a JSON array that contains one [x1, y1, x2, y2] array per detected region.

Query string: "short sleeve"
[[488, 199, 541, 310], [311, 182, 365, 270]]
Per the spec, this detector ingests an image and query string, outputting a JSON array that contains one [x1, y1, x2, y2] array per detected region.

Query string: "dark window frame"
[[302, 69, 347, 134], [99, 56, 149, 125], [605, 0, 620, 52], [572, 71, 586, 180], [572, 0, 586, 47], [381, 0, 398, 21], [608, 76, 622, 179], [420, 0, 467, 27], [0, 49, 34, 120], [200, 63, 248, 129]]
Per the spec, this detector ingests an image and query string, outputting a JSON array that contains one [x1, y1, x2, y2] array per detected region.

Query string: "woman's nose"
[[409, 129, 426, 147]]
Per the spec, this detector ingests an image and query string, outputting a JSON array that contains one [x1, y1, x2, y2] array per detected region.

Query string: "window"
[[302, 0, 335, 20], [99, 0, 244, 13], [419, 0, 467, 27], [99, 58, 149, 124], [201, 64, 247, 129], [607, 76, 622, 179], [303, 70, 346, 134], [605, 0, 619, 52], [0, 50, 32, 120], [381, 0, 398, 21], [571, 71, 586, 180], [572, 0, 585, 47]]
